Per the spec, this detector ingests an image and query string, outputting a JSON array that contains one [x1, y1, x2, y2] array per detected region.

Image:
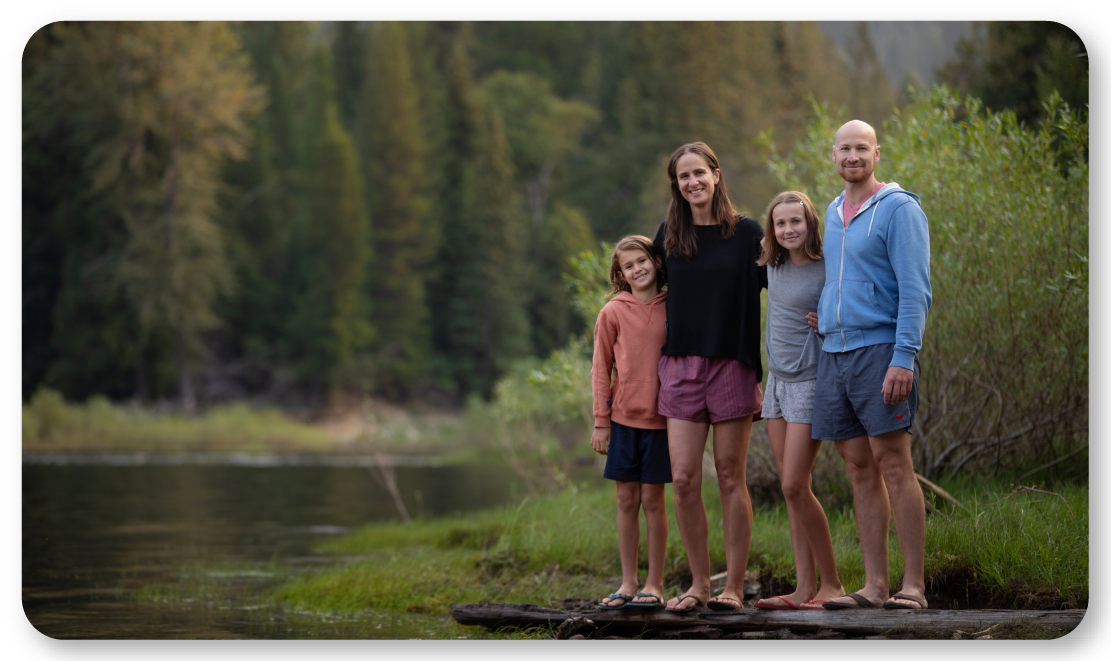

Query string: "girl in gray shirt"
[[753, 191, 846, 611]]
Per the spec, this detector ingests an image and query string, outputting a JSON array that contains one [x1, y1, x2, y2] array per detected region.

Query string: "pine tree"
[[332, 21, 368, 130], [24, 22, 263, 409], [289, 46, 373, 392], [429, 30, 532, 397], [357, 22, 436, 396]]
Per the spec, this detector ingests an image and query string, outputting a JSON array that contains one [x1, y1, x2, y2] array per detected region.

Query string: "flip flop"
[[707, 594, 742, 611], [798, 599, 830, 610], [822, 592, 881, 610], [627, 592, 664, 608], [754, 595, 799, 610], [883, 592, 928, 610], [666, 592, 707, 613], [598, 593, 634, 610]]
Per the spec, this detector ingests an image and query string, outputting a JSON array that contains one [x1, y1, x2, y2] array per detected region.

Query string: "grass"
[[268, 477, 1087, 638], [22, 388, 335, 453]]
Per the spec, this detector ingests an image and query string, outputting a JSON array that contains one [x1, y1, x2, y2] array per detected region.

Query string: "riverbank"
[[21, 388, 469, 455], [266, 477, 1087, 639]]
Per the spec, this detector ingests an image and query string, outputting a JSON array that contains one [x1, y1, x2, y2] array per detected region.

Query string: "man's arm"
[[884, 200, 932, 403]]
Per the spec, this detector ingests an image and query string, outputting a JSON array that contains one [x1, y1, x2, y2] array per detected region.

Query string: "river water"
[[22, 455, 532, 639]]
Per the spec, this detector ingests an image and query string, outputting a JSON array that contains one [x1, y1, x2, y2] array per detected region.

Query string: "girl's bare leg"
[[633, 482, 668, 604], [767, 418, 845, 605], [600, 481, 641, 607]]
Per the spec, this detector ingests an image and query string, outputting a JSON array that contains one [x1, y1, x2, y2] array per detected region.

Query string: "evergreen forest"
[[23, 21, 1088, 419]]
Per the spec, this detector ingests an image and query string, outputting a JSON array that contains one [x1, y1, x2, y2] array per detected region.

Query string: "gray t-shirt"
[[765, 258, 825, 382]]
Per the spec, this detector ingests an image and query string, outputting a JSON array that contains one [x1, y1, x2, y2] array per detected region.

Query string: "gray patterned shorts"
[[760, 373, 815, 424]]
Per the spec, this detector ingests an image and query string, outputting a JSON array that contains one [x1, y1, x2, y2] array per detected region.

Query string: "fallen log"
[[450, 602, 1085, 638]]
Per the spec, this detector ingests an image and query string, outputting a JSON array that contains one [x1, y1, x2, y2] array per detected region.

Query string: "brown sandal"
[[666, 592, 707, 613], [822, 592, 881, 610]]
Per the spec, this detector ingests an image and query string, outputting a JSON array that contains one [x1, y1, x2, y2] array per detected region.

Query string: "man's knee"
[[870, 432, 917, 486]]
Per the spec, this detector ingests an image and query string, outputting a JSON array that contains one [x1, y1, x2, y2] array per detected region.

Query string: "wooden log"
[[449, 602, 1085, 637]]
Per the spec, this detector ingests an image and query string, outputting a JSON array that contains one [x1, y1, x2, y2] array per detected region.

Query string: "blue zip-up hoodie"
[[817, 182, 932, 370]]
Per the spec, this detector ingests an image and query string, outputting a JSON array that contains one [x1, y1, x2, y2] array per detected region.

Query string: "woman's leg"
[[635, 482, 668, 603], [777, 420, 845, 603], [600, 480, 642, 607], [708, 415, 753, 606], [664, 417, 711, 610]]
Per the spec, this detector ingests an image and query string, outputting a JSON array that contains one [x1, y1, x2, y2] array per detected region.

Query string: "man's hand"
[[882, 366, 914, 404], [805, 312, 819, 333], [590, 427, 611, 455]]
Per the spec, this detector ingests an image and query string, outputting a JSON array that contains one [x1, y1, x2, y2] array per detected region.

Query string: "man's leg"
[[825, 434, 889, 608], [665, 418, 712, 610], [870, 428, 928, 608]]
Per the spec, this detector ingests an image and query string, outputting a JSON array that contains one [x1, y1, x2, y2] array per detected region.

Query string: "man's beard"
[[839, 164, 873, 183]]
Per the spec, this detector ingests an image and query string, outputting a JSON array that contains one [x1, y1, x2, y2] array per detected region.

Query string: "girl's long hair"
[[757, 190, 824, 267], [663, 142, 739, 260], [607, 235, 667, 297]]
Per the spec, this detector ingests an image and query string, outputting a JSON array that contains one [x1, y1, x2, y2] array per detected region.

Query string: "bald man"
[[806, 120, 933, 610]]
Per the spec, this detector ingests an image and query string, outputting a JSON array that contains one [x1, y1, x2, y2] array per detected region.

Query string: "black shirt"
[[654, 217, 768, 380]]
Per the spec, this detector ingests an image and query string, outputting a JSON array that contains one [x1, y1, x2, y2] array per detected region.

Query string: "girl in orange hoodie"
[[591, 235, 670, 609]]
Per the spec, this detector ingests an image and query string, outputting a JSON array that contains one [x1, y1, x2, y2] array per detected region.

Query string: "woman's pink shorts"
[[657, 355, 763, 424]]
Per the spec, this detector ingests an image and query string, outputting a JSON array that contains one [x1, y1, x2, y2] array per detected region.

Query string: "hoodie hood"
[[611, 290, 667, 324], [834, 182, 920, 222]]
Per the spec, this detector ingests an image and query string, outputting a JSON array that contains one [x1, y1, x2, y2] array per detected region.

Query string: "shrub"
[[760, 87, 1088, 479]]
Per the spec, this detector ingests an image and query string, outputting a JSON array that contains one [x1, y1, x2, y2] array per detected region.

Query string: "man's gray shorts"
[[811, 343, 920, 441], [761, 373, 815, 424]]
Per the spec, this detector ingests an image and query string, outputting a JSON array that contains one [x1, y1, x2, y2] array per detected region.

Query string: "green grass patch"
[[272, 477, 1087, 627], [23, 388, 333, 453]]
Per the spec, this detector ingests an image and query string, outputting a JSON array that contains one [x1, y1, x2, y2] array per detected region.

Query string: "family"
[[589, 120, 933, 612]]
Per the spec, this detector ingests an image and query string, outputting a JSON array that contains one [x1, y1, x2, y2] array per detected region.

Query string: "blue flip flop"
[[598, 593, 634, 610], [626, 592, 664, 608]]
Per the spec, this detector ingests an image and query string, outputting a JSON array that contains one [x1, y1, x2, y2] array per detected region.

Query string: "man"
[[808, 120, 932, 610]]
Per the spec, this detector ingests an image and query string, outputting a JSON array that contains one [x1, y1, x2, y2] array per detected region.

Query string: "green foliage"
[[940, 22, 1088, 124], [289, 47, 373, 390], [563, 242, 614, 339], [34, 22, 1037, 409], [358, 22, 437, 395], [762, 87, 1088, 478], [274, 478, 1087, 620], [24, 22, 264, 405], [22, 388, 331, 451]]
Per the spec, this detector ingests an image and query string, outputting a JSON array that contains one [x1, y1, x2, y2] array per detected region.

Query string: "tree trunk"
[[450, 602, 1085, 637]]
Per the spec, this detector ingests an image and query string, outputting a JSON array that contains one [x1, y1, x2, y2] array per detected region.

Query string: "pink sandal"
[[754, 595, 799, 610]]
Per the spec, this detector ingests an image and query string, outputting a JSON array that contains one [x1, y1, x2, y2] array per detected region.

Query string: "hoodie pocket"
[[613, 379, 659, 419], [839, 280, 896, 329]]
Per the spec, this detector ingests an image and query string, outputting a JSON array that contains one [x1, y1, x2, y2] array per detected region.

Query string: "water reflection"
[[22, 461, 527, 639]]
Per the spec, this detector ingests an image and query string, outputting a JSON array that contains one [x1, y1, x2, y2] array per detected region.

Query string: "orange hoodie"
[[591, 290, 668, 430]]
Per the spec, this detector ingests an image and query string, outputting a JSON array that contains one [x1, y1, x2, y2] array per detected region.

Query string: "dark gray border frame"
[[6, 5, 1102, 661]]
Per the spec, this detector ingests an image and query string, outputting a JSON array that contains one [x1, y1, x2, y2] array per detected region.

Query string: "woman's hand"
[[591, 427, 611, 455]]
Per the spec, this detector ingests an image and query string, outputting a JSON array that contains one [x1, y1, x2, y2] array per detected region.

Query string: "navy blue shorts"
[[603, 421, 673, 484], [811, 343, 920, 441]]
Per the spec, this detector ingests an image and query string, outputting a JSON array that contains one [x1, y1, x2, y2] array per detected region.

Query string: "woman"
[[653, 142, 766, 612]]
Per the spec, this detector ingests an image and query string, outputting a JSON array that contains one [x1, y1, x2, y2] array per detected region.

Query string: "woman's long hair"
[[757, 191, 824, 267], [664, 142, 739, 260]]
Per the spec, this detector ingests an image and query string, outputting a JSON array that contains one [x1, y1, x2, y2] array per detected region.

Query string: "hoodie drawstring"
[[866, 200, 880, 237]]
